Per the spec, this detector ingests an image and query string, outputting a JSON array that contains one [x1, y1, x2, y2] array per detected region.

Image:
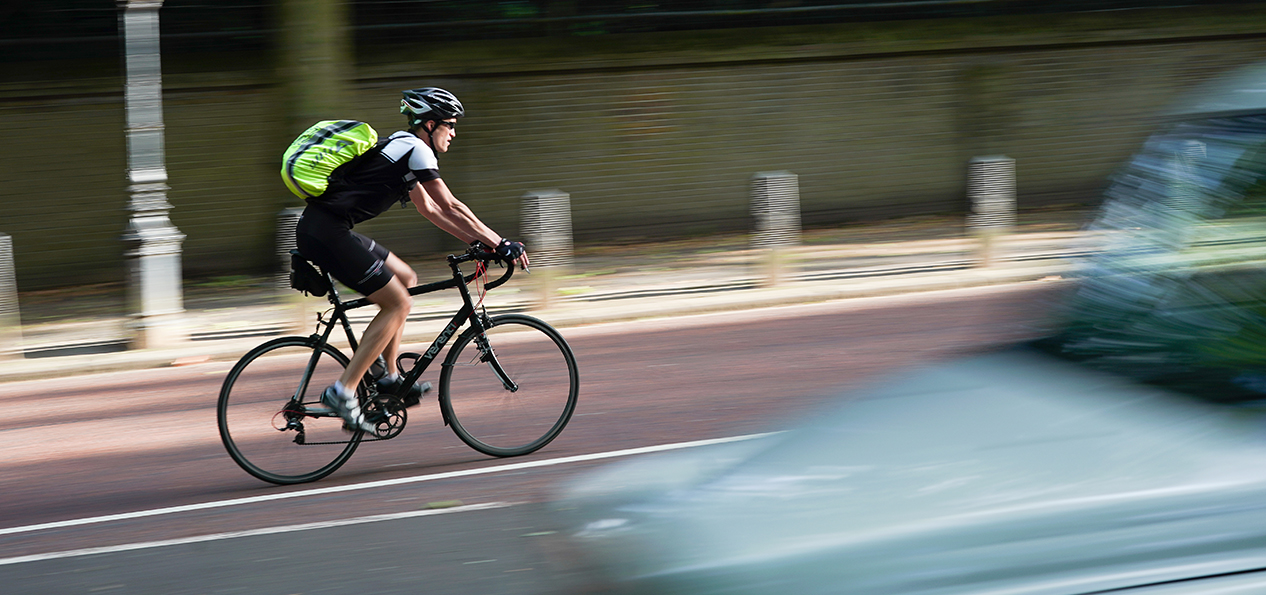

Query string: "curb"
[[0, 260, 1073, 384]]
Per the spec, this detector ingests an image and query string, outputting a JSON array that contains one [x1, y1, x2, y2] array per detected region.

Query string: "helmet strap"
[[415, 120, 436, 150]]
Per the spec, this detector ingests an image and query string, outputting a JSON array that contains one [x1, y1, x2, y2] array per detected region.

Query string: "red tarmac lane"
[[0, 283, 1065, 592]]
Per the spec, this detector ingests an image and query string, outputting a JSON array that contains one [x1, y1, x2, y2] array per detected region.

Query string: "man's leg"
[[378, 253, 418, 376], [338, 276, 411, 391], [297, 220, 406, 431]]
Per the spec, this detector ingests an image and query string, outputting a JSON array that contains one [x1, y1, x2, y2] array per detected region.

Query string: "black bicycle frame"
[[294, 250, 517, 406]]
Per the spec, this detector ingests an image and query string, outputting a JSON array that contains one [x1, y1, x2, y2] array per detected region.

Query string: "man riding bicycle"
[[295, 87, 529, 433]]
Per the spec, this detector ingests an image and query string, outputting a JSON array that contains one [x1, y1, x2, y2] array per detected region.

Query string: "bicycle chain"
[[284, 324, 413, 445], [292, 395, 407, 445], [295, 435, 392, 445]]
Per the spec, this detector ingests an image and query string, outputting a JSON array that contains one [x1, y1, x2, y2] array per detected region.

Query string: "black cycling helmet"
[[401, 87, 464, 128]]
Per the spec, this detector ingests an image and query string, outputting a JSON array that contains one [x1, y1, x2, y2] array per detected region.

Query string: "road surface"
[[0, 284, 1062, 594]]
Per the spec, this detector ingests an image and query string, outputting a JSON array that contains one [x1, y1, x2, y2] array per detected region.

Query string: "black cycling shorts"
[[295, 206, 394, 296]]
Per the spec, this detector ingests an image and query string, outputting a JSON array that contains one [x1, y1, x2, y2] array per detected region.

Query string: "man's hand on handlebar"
[[496, 239, 530, 272], [470, 239, 531, 272]]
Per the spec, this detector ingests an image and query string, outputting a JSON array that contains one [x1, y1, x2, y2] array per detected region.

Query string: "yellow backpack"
[[280, 120, 379, 199]]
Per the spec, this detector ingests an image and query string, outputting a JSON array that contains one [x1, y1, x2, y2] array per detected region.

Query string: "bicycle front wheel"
[[439, 314, 579, 457], [218, 336, 362, 484]]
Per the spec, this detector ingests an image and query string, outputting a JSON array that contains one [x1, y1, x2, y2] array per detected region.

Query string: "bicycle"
[[217, 247, 579, 485]]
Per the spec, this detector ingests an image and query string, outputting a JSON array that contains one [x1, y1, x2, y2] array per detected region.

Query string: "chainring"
[[363, 396, 408, 439]]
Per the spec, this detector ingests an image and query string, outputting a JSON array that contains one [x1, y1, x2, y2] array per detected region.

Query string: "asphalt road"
[[0, 283, 1065, 594]]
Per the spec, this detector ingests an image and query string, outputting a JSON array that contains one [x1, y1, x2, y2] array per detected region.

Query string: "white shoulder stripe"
[[381, 131, 439, 171]]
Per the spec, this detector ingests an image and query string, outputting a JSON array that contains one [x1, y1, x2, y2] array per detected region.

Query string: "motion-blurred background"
[[4, 0, 1265, 291]]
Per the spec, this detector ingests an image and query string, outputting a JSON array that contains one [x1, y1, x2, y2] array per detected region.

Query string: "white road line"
[[0, 502, 512, 567], [0, 432, 777, 538]]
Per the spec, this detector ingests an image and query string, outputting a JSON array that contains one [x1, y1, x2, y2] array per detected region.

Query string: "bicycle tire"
[[218, 336, 363, 484], [439, 314, 579, 457]]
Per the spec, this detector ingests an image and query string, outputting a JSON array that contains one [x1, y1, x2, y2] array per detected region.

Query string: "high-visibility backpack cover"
[[281, 120, 379, 199]]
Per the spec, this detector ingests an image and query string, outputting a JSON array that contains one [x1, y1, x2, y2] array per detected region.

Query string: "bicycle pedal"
[[378, 376, 429, 398], [402, 382, 432, 408]]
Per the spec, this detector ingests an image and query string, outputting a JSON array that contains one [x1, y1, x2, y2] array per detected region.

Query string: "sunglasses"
[[433, 120, 457, 130]]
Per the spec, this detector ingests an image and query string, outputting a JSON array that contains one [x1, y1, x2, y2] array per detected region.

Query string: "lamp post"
[[118, 0, 185, 349]]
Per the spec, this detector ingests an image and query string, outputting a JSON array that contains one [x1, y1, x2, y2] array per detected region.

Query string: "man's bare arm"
[[412, 179, 499, 245], [413, 179, 531, 268]]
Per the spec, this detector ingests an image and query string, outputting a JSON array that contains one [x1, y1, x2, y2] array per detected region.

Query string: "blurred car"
[[548, 61, 1266, 595]]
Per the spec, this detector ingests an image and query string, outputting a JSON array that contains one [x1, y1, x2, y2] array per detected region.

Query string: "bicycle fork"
[[472, 330, 518, 392], [453, 273, 518, 393]]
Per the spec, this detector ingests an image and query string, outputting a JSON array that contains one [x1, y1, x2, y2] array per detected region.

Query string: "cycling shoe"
[[321, 385, 376, 433], [375, 376, 432, 408]]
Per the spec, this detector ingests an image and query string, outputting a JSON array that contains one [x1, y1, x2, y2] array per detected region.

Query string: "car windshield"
[[1042, 115, 1266, 402]]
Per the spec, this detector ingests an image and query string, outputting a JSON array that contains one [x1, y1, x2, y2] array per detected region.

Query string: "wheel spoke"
[[440, 315, 578, 457], [218, 337, 361, 484]]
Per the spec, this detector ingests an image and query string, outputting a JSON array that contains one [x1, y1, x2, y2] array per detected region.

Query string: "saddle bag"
[[289, 251, 331, 297]]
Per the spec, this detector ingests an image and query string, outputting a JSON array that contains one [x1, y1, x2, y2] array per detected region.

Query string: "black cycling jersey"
[[296, 130, 441, 296], [313, 131, 442, 226]]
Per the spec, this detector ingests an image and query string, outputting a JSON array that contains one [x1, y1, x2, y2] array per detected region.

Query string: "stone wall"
[[5, 6, 1266, 289]]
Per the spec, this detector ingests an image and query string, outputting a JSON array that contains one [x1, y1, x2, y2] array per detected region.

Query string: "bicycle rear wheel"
[[218, 336, 362, 484], [439, 314, 579, 457]]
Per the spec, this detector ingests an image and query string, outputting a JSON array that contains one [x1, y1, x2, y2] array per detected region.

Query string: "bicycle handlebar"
[[449, 247, 516, 290]]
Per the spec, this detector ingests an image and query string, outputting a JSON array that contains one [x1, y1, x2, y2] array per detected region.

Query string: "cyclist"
[[295, 87, 529, 433]]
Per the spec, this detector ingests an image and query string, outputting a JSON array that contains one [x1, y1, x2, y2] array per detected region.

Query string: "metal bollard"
[[0, 234, 21, 358], [1157, 141, 1208, 248], [751, 171, 801, 286], [967, 156, 1016, 267], [521, 190, 574, 270], [521, 190, 574, 308], [276, 206, 307, 332], [277, 207, 304, 291]]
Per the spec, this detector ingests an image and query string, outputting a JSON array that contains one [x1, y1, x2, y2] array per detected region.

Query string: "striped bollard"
[[967, 156, 1016, 267], [522, 190, 574, 309], [277, 206, 307, 331], [277, 207, 304, 291], [751, 171, 802, 286], [0, 234, 21, 358]]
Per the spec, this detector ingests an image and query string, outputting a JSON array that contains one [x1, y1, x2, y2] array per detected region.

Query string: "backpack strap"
[[330, 138, 390, 178], [322, 136, 415, 208], [323, 138, 392, 195]]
